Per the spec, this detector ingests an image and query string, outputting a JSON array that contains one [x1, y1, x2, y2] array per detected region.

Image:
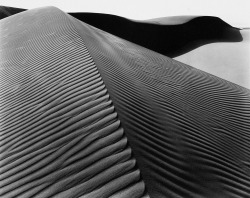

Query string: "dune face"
[[0, 6, 243, 58], [1, 6, 250, 198], [174, 29, 250, 89], [0, 7, 148, 198], [70, 14, 250, 198]]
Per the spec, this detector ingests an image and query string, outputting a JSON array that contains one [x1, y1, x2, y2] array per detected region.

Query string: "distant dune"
[[1, 6, 250, 198], [0, 6, 25, 19], [0, 6, 242, 58], [174, 29, 250, 88], [69, 13, 242, 58], [138, 15, 199, 25], [1, 6, 247, 90]]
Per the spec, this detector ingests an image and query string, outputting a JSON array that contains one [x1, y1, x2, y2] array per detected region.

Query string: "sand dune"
[[0, 6, 25, 19], [70, 10, 250, 198], [68, 13, 242, 58], [1, 6, 247, 90], [0, 6, 242, 58], [1, 6, 250, 198], [139, 15, 199, 25], [174, 29, 250, 89], [0, 7, 147, 198]]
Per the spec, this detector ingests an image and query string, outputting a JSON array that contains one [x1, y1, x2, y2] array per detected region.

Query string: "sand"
[[137, 15, 199, 25], [71, 10, 250, 198], [69, 13, 242, 58], [174, 29, 250, 89], [0, 6, 243, 59], [0, 7, 147, 198], [0, 6, 250, 198]]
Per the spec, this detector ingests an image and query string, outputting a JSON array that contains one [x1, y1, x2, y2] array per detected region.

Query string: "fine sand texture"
[[1, 6, 250, 198], [0, 7, 148, 198], [71, 12, 250, 198], [1, 6, 247, 90]]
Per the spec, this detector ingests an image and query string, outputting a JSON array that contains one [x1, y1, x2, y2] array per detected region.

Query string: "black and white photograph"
[[0, 0, 249, 197]]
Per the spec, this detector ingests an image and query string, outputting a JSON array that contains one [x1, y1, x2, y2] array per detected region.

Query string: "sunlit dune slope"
[[175, 29, 250, 89], [139, 15, 199, 25], [70, 11, 250, 198], [0, 7, 148, 198], [1, 6, 250, 198]]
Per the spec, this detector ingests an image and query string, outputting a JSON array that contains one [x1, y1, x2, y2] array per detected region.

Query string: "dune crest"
[[0, 6, 148, 198], [139, 15, 199, 25], [0, 6, 243, 58], [1, 6, 250, 198], [70, 10, 250, 197]]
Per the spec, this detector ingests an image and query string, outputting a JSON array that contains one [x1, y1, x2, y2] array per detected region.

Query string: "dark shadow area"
[[70, 13, 243, 57], [0, 6, 26, 19], [0, 6, 243, 58]]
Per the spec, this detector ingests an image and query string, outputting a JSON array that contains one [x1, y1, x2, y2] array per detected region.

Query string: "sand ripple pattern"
[[70, 17, 250, 197], [0, 7, 148, 198]]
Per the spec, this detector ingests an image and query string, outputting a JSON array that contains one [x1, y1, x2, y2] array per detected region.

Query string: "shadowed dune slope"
[[69, 13, 243, 58], [0, 6, 242, 58], [0, 7, 148, 198], [0, 6, 26, 19], [69, 14, 250, 197]]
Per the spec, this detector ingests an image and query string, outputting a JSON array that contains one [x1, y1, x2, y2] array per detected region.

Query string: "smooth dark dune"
[[1, 6, 250, 198], [0, 6, 26, 19], [69, 13, 243, 58], [0, 6, 243, 58]]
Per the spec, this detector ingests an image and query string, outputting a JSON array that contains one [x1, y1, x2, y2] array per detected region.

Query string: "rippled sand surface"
[[0, 6, 249, 198]]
